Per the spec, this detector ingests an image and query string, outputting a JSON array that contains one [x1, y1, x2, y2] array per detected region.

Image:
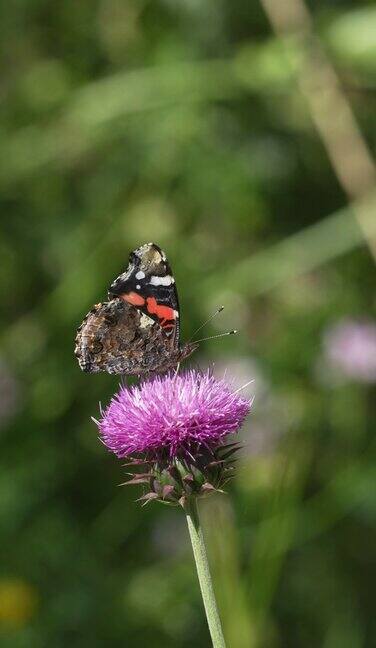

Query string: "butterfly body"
[[75, 243, 197, 375]]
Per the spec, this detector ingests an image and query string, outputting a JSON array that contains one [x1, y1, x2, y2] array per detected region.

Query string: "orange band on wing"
[[146, 297, 175, 321], [121, 291, 146, 306]]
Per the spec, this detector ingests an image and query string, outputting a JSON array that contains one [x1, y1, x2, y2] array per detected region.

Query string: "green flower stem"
[[184, 498, 227, 648]]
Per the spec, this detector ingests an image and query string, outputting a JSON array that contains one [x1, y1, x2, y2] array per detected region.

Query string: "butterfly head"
[[179, 341, 199, 362]]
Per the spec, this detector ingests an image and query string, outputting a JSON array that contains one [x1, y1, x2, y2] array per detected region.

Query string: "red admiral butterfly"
[[74, 243, 198, 375]]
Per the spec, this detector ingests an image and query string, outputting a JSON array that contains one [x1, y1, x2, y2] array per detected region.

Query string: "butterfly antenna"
[[188, 306, 225, 342], [193, 330, 238, 344]]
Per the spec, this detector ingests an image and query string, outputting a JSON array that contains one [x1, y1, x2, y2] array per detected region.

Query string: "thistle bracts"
[[122, 442, 241, 506]]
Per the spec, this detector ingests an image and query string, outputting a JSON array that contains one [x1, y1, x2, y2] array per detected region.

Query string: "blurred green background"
[[1, 1, 376, 646]]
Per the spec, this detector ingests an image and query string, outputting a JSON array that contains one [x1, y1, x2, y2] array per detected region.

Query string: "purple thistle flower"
[[98, 369, 251, 461]]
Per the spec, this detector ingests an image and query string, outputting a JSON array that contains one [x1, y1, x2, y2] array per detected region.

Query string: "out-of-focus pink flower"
[[323, 319, 376, 383]]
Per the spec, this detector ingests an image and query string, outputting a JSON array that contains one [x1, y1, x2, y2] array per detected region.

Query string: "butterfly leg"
[[120, 374, 130, 388], [174, 362, 181, 376]]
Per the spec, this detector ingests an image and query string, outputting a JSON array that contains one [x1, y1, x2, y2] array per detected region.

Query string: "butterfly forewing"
[[108, 242, 180, 347]]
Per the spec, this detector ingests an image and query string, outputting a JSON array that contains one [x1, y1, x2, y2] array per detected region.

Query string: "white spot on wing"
[[135, 271, 145, 280], [139, 313, 154, 329], [149, 275, 174, 286]]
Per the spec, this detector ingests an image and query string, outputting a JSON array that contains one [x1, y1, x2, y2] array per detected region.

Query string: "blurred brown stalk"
[[260, 0, 376, 261]]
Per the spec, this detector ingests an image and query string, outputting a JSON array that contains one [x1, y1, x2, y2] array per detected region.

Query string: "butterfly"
[[74, 243, 198, 375]]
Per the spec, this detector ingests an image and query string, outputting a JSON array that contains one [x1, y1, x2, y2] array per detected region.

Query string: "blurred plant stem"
[[260, 0, 376, 261], [246, 441, 312, 643], [184, 498, 227, 648], [201, 496, 256, 648], [0, 60, 237, 186], [201, 190, 376, 298]]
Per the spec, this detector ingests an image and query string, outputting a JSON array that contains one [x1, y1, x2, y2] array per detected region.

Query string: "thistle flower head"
[[100, 369, 250, 458], [97, 369, 251, 505]]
